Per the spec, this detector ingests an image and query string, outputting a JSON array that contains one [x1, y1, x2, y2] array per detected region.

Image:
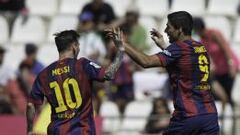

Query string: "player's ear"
[[69, 43, 75, 52], [73, 42, 80, 51]]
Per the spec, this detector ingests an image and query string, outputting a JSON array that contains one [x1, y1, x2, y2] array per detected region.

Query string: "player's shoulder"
[[176, 40, 203, 49], [36, 60, 59, 78], [36, 65, 50, 80], [77, 57, 91, 69], [165, 42, 182, 51], [78, 57, 89, 64], [78, 57, 101, 68]]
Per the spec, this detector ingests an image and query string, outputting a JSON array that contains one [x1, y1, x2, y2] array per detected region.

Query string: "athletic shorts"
[[163, 113, 220, 135]]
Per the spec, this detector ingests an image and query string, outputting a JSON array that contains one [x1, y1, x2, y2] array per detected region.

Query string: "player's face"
[[164, 21, 181, 43]]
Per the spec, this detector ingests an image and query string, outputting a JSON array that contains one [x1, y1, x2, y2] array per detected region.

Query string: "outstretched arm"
[[103, 28, 124, 80], [26, 102, 35, 135], [123, 42, 162, 68], [104, 50, 123, 80], [105, 27, 162, 68]]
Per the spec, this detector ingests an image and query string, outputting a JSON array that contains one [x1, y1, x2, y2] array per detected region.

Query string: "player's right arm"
[[26, 102, 35, 135], [123, 42, 163, 68], [26, 76, 44, 135]]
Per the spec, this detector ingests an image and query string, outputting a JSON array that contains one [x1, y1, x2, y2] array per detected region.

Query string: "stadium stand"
[[4, 43, 25, 70], [119, 100, 152, 132], [0, 0, 240, 135], [48, 15, 78, 42], [37, 43, 58, 66], [10, 16, 46, 43], [136, 0, 168, 17], [233, 17, 240, 44], [232, 70, 240, 105], [204, 15, 232, 40], [105, 0, 133, 17], [0, 16, 9, 44], [26, 0, 58, 17], [232, 44, 240, 106], [171, 0, 206, 16], [133, 71, 168, 100], [207, 0, 239, 17], [100, 101, 121, 134], [59, 0, 90, 15]]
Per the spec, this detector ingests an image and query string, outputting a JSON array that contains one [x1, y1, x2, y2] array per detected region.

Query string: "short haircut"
[[25, 43, 37, 55], [167, 11, 193, 35], [193, 17, 205, 31], [54, 30, 80, 53]]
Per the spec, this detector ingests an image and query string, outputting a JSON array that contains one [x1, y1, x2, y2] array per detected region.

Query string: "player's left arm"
[[105, 27, 163, 69], [26, 102, 35, 135], [104, 50, 123, 80], [103, 29, 124, 80]]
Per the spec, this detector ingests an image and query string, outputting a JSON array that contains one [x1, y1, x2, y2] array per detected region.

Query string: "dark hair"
[[25, 43, 37, 55], [167, 11, 193, 35], [54, 30, 80, 53], [193, 17, 205, 31], [0, 45, 6, 54]]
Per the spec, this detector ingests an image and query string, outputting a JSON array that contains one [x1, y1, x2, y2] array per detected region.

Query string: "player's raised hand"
[[105, 27, 125, 51], [150, 28, 166, 50]]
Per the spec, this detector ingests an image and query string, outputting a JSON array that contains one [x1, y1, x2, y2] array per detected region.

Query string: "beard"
[[168, 33, 179, 43], [168, 36, 176, 43]]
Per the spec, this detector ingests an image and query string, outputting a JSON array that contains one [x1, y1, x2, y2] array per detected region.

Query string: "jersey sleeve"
[[28, 76, 44, 105], [81, 58, 106, 81], [155, 43, 182, 66]]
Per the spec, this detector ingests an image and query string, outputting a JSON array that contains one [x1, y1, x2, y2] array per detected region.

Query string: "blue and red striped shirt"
[[29, 57, 105, 135], [156, 39, 217, 118]]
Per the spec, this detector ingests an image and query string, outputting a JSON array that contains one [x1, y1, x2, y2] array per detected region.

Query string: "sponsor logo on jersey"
[[90, 62, 101, 68], [163, 49, 172, 56]]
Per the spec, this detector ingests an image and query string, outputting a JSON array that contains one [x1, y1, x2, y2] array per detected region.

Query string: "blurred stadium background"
[[0, 0, 240, 135]]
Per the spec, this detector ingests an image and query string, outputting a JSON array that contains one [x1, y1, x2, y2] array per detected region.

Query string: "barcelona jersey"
[[28, 57, 106, 135], [156, 39, 217, 118]]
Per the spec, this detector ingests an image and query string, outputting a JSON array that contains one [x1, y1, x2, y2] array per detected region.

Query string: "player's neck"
[[59, 51, 75, 60], [178, 35, 192, 42]]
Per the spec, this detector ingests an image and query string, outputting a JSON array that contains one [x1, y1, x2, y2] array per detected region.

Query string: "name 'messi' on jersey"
[[52, 66, 70, 76]]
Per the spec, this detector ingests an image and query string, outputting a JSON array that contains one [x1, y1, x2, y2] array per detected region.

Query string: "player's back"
[[35, 57, 105, 135], [168, 40, 217, 118]]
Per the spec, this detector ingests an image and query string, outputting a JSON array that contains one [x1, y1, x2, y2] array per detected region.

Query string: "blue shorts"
[[163, 114, 220, 135]]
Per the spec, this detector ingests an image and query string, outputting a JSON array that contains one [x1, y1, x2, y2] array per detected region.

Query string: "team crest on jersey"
[[90, 62, 101, 68], [163, 49, 172, 56]]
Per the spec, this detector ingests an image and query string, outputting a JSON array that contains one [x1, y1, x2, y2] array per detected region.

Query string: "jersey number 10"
[[50, 78, 82, 113]]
